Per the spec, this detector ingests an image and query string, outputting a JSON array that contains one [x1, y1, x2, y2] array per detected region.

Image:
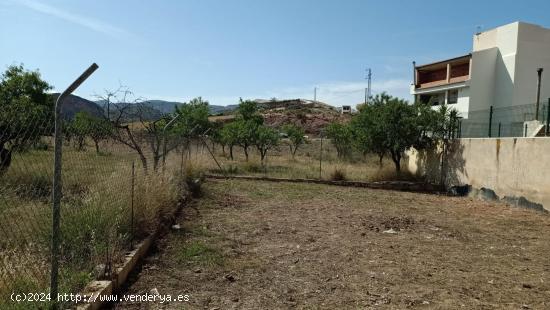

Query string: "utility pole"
[[365, 68, 372, 104], [314, 87, 317, 102]]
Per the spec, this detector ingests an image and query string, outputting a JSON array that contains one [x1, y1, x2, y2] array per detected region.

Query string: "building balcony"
[[413, 54, 471, 90]]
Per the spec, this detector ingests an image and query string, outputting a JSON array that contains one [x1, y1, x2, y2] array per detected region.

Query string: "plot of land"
[[115, 179, 550, 309]]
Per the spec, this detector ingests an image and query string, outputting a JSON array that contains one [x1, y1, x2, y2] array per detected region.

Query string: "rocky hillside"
[[210, 99, 349, 135]]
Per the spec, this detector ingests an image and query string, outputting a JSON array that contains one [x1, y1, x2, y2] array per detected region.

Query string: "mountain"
[[95, 99, 238, 116], [143, 100, 183, 114], [210, 104, 238, 115], [50, 93, 104, 119]]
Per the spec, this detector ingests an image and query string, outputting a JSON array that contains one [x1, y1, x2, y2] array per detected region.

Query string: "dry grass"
[[193, 139, 415, 182], [0, 139, 184, 308], [117, 179, 550, 309]]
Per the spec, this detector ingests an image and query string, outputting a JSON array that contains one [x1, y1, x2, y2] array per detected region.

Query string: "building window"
[[448, 90, 458, 104]]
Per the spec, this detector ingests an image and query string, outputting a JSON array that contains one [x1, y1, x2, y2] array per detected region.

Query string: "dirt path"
[[114, 179, 550, 309]]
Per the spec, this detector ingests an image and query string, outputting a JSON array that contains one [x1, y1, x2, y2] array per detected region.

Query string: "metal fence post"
[[130, 161, 135, 249], [498, 122, 502, 137], [546, 99, 550, 136], [488, 106, 493, 137], [50, 63, 98, 309], [524, 123, 528, 137], [319, 134, 323, 180]]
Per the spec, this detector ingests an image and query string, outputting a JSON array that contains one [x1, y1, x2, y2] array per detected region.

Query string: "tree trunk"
[[244, 145, 249, 161], [439, 141, 448, 186], [291, 145, 298, 159], [378, 153, 384, 168], [229, 145, 234, 160], [390, 150, 401, 172], [77, 137, 85, 151], [139, 153, 148, 174], [0, 143, 12, 173], [94, 140, 100, 154]]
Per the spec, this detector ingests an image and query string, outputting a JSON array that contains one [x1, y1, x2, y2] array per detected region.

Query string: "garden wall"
[[407, 137, 550, 210]]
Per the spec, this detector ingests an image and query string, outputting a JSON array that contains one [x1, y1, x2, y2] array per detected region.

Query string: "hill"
[[95, 99, 237, 116], [51, 93, 104, 119], [209, 98, 348, 135]]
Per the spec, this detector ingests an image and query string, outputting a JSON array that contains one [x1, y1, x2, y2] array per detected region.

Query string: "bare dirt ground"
[[114, 179, 550, 309]]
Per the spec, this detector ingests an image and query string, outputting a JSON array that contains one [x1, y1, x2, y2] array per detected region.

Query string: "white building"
[[411, 21, 550, 136]]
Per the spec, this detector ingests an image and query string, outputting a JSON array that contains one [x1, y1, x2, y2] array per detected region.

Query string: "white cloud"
[[15, 0, 134, 39]]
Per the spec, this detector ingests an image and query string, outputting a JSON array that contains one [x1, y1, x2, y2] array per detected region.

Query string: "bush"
[[183, 164, 204, 198], [330, 168, 347, 181]]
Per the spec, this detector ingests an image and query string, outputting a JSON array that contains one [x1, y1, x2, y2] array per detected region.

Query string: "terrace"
[[413, 54, 471, 90]]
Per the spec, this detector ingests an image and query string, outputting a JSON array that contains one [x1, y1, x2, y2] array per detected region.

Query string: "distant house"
[[411, 21, 550, 136], [341, 105, 352, 114]]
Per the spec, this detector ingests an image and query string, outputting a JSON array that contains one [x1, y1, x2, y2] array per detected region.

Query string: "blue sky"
[[1, 0, 549, 106]]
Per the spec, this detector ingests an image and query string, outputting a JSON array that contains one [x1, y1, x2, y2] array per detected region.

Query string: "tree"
[[173, 97, 211, 139], [233, 99, 263, 161], [0, 65, 53, 172], [349, 93, 443, 172], [209, 121, 224, 154], [72, 112, 113, 153], [254, 126, 279, 163], [325, 122, 353, 159], [281, 124, 305, 159], [220, 122, 240, 160], [235, 120, 258, 161], [96, 87, 185, 172], [351, 94, 393, 166]]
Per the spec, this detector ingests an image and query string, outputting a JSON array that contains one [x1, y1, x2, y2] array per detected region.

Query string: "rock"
[[476, 187, 499, 201], [150, 288, 160, 295], [522, 283, 533, 289], [231, 297, 239, 302], [172, 224, 181, 230], [448, 184, 471, 197], [502, 196, 547, 213], [224, 274, 236, 282], [382, 229, 398, 234], [194, 268, 202, 273]]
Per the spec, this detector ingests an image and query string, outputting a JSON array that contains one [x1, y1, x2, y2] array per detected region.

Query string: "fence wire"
[[0, 102, 191, 309]]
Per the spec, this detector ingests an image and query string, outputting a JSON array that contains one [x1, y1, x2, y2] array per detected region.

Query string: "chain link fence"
[[0, 100, 191, 309]]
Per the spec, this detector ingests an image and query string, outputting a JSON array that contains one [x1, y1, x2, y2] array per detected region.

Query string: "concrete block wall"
[[407, 137, 550, 210]]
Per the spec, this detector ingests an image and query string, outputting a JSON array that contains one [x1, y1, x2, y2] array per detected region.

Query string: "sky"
[[1, 0, 550, 107]]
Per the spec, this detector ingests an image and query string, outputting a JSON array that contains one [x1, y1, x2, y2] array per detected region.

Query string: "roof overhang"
[[415, 54, 472, 71]]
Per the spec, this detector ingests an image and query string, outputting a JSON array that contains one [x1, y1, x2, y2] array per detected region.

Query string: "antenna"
[[365, 68, 372, 104], [475, 25, 483, 35]]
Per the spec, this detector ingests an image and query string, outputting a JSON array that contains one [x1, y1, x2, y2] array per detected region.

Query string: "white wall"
[[469, 47, 497, 113], [513, 22, 550, 108], [453, 87, 470, 118]]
